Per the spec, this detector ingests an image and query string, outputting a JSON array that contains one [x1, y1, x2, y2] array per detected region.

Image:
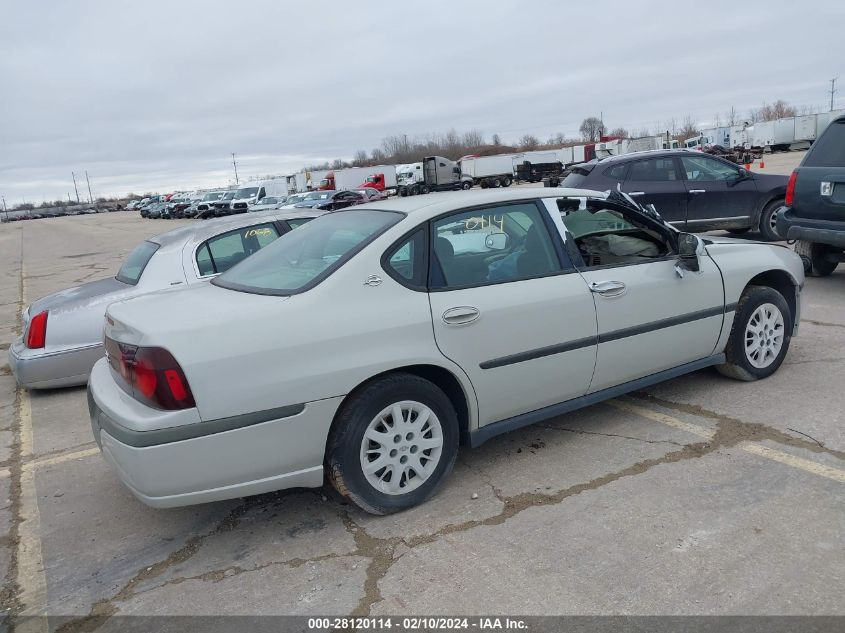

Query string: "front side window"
[[196, 223, 280, 276], [681, 155, 739, 181], [559, 201, 672, 267], [116, 241, 160, 285], [431, 202, 562, 289], [214, 210, 402, 295], [628, 158, 678, 181]]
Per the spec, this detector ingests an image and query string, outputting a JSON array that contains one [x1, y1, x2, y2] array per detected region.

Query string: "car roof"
[[598, 149, 696, 163], [149, 209, 326, 247], [351, 187, 609, 219]]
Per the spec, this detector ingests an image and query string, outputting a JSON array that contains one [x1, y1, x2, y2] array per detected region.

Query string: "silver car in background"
[[9, 209, 321, 389]]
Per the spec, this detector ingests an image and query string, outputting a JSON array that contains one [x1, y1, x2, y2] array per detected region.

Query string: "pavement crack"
[[537, 424, 686, 447], [55, 498, 262, 633], [344, 512, 399, 617], [630, 392, 845, 461], [804, 319, 845, 330]]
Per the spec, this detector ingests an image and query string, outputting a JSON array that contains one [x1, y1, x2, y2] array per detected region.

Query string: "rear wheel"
[[758, 200, 784, 241], [794, 240, 840, 277], [717, 285, 791, 381], [327, 373, 459, 515], [480, 180, 488, 189], [419, 185, 429, 195], [501, 176, 512, 187], [492, 178, 501, 188]]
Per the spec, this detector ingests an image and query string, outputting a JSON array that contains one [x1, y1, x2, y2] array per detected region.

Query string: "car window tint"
[[431, 202, 562, 289], [628, 158, 678, 181], [198, 223, 280, 276], [681, 156, 739, 181], [214, 210, 402, 295], [196, 244, 214, 276], [286, 217, 312, 229], [116, 241, 160, 285], [804, 121, 845, 167], [385, 229, 425, 286], [604, 163, 629, 179]]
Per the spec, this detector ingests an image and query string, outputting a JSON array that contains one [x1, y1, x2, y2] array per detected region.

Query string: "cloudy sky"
[[1, 0, 843, 204]]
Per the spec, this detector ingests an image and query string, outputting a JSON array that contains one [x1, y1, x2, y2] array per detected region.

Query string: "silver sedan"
[[9, 209, 321, 389]]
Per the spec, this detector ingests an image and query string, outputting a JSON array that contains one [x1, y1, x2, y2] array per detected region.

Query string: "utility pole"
[[829, 77, 838, 112], [71, 172, 80, 203], [85, 171, 93, 204], [231, 153, 239, 185], [2, 196, 7, 222]]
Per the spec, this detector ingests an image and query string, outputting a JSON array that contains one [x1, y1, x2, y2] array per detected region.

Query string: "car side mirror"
[[485, 232, 509, 250], [676, 232, 704, 275]]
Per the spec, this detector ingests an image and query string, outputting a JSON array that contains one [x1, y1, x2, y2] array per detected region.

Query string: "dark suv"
[[777, 114, 845, 276], [558, 150, 788, 240]]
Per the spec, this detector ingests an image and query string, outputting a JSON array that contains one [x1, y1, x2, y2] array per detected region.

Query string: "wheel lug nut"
[[410, 446, 418, 454], [393, 435, 401, 443], [400, 455, 408, 464], [390, 449, 397, 457], [406, 432, 414, 441]]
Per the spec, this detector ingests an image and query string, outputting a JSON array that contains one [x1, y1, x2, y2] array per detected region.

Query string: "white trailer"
[[751, 121, 775, 149], [773, 118, 795, 147], [729, 125, 751, 149], [555, 146, 575, 165], [794, 115, 817, 143], [815, 109, 845, 137], [459, 154, 518, 187], [572, 145, 586, 164]]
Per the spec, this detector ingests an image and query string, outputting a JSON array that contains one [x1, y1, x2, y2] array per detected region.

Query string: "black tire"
[[492, 178, 501, 188], [501, 176, 512, 187], [727, 228, 751, 235], [794, 240, 839, 277], [461, 181, 471, 190], [420, 185, 429, 195], [716, 285, 792, 381], [758, 199, 784, 241], [326, 373, 459, 515], [398, 187, 408, 197], [480, 180, 488, 189]]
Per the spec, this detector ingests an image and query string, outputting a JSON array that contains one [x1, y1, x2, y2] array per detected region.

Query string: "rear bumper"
[[777, 207, 845, 248], [8, 338, 100, 389], [87, 358, 343, 508]]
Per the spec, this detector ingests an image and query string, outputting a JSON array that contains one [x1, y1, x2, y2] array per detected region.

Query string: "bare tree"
[[756, 100, 798, 121], [579, 117, 604, 142], [519, 134, 540, 150], [726, 106, 738, 126], [351, 150, 369, 167], [609, 127, 629, 138], [678, 116, 698, 140], [491, 133, 501, 146]]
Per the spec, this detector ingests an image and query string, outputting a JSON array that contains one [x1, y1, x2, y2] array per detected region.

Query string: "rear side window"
[[628, 158, 678, 181], [196, 223, 280, 276], [604, 163, 629, 180], [116, 241, 159, 285], [385, 229, 426, 288], [805, 121, 845, 167]]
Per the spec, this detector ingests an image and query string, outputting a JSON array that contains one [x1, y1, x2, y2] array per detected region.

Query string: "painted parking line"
[[607, 399, 845, 484], [607, 400, 714, 440]]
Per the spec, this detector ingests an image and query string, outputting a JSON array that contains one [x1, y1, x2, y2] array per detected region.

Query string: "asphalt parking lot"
[[1, 176, 843, 626]]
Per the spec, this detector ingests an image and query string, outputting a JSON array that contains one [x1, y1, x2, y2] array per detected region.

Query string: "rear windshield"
[[560, 171, 587, 187], [213, 210, 402, 295], [805, 121, 845, 167], [116, 241, 159, 285]]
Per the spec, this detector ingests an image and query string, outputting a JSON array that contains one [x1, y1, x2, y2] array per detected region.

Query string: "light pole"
[[231, 153, 239, 185]]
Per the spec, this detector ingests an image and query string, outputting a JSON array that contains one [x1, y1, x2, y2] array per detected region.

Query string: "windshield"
[[202, 192, 222, 201], [222, 192, 236, 200], [286, 194, 307, 203], [234, 187, 259, 199], [304, 191, 332, 200], [214, 210, 402, 295], [116, 241, 159, 285]]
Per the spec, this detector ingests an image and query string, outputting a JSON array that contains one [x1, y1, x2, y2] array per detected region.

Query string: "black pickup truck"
[[777, 114, 845, 276]]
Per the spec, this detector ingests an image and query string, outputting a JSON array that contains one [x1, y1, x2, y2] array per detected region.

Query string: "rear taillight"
[[104, 336, 195, 410], [26, 311, 48, 349], [785, 170, 797, 206]]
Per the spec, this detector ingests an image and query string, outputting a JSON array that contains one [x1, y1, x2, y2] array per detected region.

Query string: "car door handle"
[[627, 191, 645, 196], [442, 306, 480, 325], [589, 281, 627, 297], [688, 189, 706, 194]]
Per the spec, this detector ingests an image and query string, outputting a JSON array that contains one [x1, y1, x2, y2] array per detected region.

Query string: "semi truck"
[[458, 154, 517, 188], [359, 170, 399, 194], [319, 165, 397, 191]]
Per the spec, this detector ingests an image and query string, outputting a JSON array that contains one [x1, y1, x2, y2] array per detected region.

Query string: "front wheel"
[[794, 240, 839, 277], [461, 181, 471, 190], [716, 285, 791, 381], [758, 200, 784, 241], [327, 373, 459, 515]]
